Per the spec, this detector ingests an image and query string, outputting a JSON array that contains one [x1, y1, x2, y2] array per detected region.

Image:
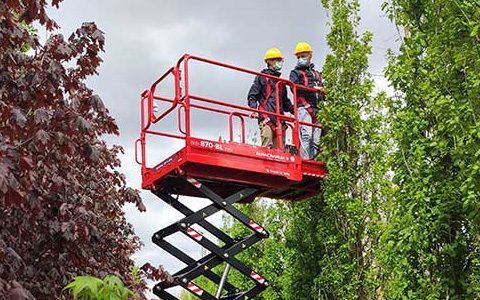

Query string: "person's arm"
[[248, 76, 265, 118], [247, 75, 262, 109], [289, 70, 300, 84], [316, 71, 326, 101], [290, 70, 306, 97]]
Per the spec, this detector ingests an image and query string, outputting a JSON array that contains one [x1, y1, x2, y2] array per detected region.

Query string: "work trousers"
[[259, 120, 285, 149], [298, 107, 321, 159]]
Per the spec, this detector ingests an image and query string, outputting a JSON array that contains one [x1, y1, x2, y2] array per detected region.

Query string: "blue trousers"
[[298, 107, 321, 160]]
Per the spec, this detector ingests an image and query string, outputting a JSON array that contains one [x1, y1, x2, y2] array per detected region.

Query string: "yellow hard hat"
[[294, 42, 313, 55], [264, 48, 283, 61]]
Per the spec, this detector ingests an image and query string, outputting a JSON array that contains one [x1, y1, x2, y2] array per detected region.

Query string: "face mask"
[[297, 57, 309, 67], [273, 61, 283, 71]]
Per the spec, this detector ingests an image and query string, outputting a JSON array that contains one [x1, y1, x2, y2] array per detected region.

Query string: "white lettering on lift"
[[255, 151, 293, 162], [200, 140, 224, 151], [265, 168, 291, 177]]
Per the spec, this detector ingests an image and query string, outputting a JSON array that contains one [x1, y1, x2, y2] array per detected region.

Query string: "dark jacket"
[[289, 63, 325, 108], [247, 68, 293, 125]]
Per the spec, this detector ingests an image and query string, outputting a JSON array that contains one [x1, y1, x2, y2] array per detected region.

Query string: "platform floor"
[[142, 139, 327, 202]]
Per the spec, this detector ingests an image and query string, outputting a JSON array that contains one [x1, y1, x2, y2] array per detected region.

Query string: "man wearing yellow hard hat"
[[289, 42, 326, 159], [247, 48, 293, 149]]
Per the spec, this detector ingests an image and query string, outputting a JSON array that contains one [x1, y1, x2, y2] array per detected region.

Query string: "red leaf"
[[33, 108, 51, 124], [7, 174, 21, 195], [1, 12, 146, 296], [11, 109, 26, 128], [89, 94, 106, 112], [83, 143, 99, 162], [60, 222, 70, 233], [34, 129, 49, 145], [5, 0, 21, 9], [59, 203, 69, 217], [73, 116, 92, 132], [19, 156, 34, 169], [0, 163, 9, 193], [51, 0, 64, 8]]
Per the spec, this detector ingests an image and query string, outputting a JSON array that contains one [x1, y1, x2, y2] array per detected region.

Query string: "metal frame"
[[152, 176, 269, 300]]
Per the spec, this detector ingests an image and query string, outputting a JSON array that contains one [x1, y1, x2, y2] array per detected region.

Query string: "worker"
[[247, 48, 293, 149], [289, 42, 325, 160]]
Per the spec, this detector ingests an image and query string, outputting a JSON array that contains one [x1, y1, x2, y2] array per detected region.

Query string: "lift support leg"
[[151, 176, 270, 300]]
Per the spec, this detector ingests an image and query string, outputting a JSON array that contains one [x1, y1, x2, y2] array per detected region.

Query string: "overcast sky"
[[46, 0, 397, 297]]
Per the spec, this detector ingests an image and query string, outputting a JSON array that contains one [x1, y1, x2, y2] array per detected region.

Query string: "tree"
[[378, 0, 480, 298], [0, 1, 146, 298], [189, 200, 291, 300], [212, 2, 388, 299], [282, 0, 389, 299]]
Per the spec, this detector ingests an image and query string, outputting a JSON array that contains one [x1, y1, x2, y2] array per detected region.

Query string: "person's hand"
[[249, 112, 259, 118], [314, 86, 326, 93]]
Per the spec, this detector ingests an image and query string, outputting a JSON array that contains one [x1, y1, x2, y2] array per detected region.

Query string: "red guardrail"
[[137, 53, 323, 170]]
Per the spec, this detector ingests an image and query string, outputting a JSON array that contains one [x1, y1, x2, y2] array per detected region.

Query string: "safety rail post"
[[177, 103, 186, 135], [292, 86, 300, 152], [228, 112, 246, 143], [150, 67, 180, 125], [139, 90, 150, 173], [139, 64, 187, 174], [183, 55, 191, 151], [274, 81, 284, 150]]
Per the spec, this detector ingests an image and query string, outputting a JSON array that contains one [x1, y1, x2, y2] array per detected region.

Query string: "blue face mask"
[[297, 57, 309, 67], [273, 61, 283, 71]]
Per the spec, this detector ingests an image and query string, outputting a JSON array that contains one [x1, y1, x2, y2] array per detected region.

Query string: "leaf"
[[83, 143, 100, 162], [5, 0, 21, 9], [34, 129, 49, 145], [2, 1, 144, 298], [33, 108, 50, 124], [103, 275, 124, 288], [63, 276, 102, 296], [74, 116, 92, 132], [19, 156, 34, 169], [11, 109, 27, 128], [89, 94, 106, 112], [59, 203, 69, 217], [0, 163, 9, 194]]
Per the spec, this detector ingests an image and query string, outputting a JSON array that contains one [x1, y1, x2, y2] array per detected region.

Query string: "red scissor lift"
[[136, 54, 327, 299]]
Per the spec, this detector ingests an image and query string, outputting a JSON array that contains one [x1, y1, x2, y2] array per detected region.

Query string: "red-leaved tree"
[[0, 1, 147, 298]]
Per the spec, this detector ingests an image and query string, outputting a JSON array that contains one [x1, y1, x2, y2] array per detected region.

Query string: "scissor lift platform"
[[143, 137, 326, 203], [136, 54, 327, 299]]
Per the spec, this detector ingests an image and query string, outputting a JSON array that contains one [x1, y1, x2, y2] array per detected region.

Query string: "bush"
[[64, 275, 137, 300]]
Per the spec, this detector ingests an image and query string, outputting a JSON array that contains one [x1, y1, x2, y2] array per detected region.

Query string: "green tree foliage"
[[190, 201, 291, 300], [179, 289, 196, 300], [223, 202, 292, 300], [282, 0, 389, 299], [378, 0, 480, 298], [207, 1, 389, 299], [177, 1, 479, 299], [64, 275, 137, 300]]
